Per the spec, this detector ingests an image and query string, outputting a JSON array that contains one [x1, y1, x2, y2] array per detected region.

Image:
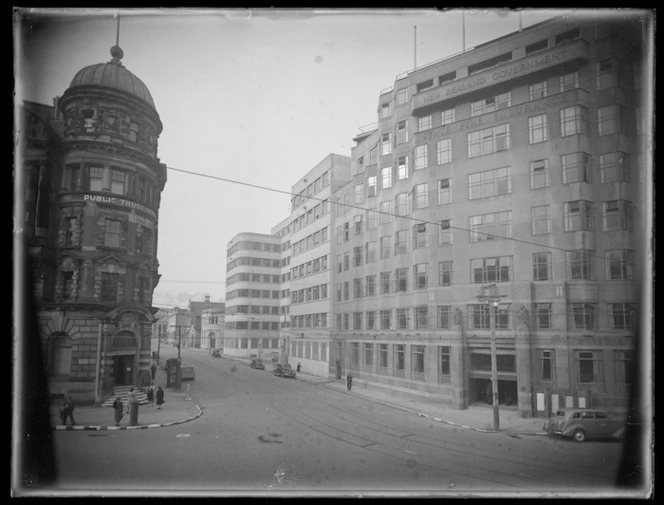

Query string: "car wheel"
[[573, 429, 587, 443]]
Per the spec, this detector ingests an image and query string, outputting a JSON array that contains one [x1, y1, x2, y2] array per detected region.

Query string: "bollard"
[[129, 397, 139, 426]]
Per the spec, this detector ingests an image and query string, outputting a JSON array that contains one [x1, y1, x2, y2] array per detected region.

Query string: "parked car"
[[543, 408, 625, 443], [250, 358, 265, 370], [211, 349, 221, 358], [273, 363, 296, 378]]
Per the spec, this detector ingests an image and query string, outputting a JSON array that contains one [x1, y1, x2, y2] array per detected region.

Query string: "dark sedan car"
[[543, 408, 626, 442], [211, 349, 221, 358], [274, 363, 296, 378]]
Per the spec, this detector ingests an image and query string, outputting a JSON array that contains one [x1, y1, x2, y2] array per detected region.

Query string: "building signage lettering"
[[418, 48, 571, 107], [83, 194, 157, 218], [417, 93, 570, 143]]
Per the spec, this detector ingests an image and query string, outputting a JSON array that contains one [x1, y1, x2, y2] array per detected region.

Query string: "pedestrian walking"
[[60, 395, 76, 426], [151, 363, 157, 380], [126, 387, 137, 414], [296, 362, 301, 373], [112, 396, 124, 426], [346, 373, 353, 391], [156, 386, 164, 409], [146, 383, 154, 407]]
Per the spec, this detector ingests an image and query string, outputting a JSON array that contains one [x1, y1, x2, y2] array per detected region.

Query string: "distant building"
[[167, 307, 189, 346], [186, 295, 225, 348], [201, 306, 225, 351], [19, 43, 168, 403], [151, 308, 169, 341]]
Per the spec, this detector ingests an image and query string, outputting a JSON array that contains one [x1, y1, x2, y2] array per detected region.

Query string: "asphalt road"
[[48, 343, 625, 497]]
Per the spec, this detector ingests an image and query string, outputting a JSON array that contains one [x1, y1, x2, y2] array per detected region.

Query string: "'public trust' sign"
[[83, 194, 157, 218]]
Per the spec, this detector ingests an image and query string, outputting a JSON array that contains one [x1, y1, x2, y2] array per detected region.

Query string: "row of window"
[[66, 271, 152, 303], [290, 283, 329, 305], [291, 226, 329, 257], [291, 254, 329, 281], [292, 199, 330, 233], [227, 241, 281, 257], [291, 170, 331, 211], [225, 321, 281, 330], [62, 163, 158, 207], [290, 341, 328, 363], [226, 255, 282, 272], [226, 289, 280, 300], [335, 302, 635, 332], [225, 305, 280, 315], [348, 342, 449, 381], [224, 337, 280, 349], [61, 216, 154, 254], [289, 313, 329, 329], [226, 272, 281, 286]]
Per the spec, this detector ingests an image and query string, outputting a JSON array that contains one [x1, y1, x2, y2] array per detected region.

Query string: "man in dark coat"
[[151, 363, 157, 380], [60, 396, 76, 426], [156, 386, 164, 409]]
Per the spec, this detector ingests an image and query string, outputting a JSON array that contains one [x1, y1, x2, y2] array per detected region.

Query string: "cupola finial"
[[110, 13, 123, 64]]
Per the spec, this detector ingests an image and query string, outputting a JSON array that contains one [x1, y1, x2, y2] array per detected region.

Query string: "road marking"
[[176, 434, 190, 438], [404, 449, 417, 455]]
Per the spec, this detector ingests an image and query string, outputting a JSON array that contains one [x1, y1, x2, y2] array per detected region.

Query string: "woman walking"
[[156, 386, 165, 409], [146, 383, 154, 407], [112, 396, 124, 426]]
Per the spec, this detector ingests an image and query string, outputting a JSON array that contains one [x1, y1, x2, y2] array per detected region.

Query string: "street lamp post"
[[176, 325, 182, 390], [477, 283, 506, 432]]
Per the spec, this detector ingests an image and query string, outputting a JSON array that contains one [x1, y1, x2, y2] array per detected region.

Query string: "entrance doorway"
[[470, 378, 518, 406], [113, 355, 134, 386]]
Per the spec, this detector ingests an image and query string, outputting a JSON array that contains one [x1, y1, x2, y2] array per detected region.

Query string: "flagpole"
[[462, 10, 466, 51], [414, 25, 417, 70]]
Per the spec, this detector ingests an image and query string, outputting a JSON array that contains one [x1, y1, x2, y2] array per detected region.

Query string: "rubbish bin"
[[129, 397, 139, 426]]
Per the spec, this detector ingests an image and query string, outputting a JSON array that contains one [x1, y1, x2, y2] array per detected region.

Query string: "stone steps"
[[101, 385, 149, 407]]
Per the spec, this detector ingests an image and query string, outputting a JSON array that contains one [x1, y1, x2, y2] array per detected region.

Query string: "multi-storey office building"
[[333, 15, 648, 416], [272, 216, 293, 364], [224, 233, 283, 358], [282, 154, 352, 377], [19, 45, 168, 403]]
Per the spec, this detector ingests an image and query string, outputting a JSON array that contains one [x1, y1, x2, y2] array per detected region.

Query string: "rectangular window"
[[555, 28, 579, 46], [531, 205, 551, 235], [576, 350, 603, 383], [471, 92, 511, 117], [606, 249, 633, 280], [380, 102, 392, 118], [414, 144, 428, 170], [381, 133, 392, 155], [602, 200, 633, 231], [89, 165, 104, 192], [615, 350, 634, 385], [528, 114, 548, 144], [469, 211, 512, 242], [560, 71, 579, 92], [378, 343, 388, 370], [395, 230, 409, 255], [608, 303, 635, 330], [414, 264, 428, 290], [365, 242, 376, 264], [438, 219, 452, 245], [529, 81, 548, 100], [535, 304, 552, 330], [366, 311, 376, 330], [437, 306, 451, 329], [412, 183, 428, 210], [415, 306, 428, 329], [379, 201, 392, 224], [343, 313, 350, 330], [596, 59, 614, 89], [439, 261, 452, 286], [600, 152, 630, 183], [63, 164, 81, 191], [353, 246, 363, 267], [437, 178, 452, 204], [394, 344, 406, 377], [397, 156, 409, 180], [564, 200, 594, 231], [354, 312, 363, 330], [343, 252, 349, 271], [354, 214, 363, 235], [364, 343, 373, 367], [365, 275, 376, 297], [380, 272, 391, 295], [395, 193, 409, 216], [468, 304, 511, 330], [369, 147, 377, 165], [530, 159, 550, 189], [471, 256, 512, 284], [343, 281, 349, 301], [396, 308, 409, 329], [381, 166, 393, 189], [396, 121, 408, 144], [395, 88, 408, 104], [563, 152, 593, 184], [560, 105, 589, 137], [436, 138, 452, 165], [468, 166, 511, 200], [366, 208, 377, 230], [537, 349, 554, 381], [413, 223, 428, 249], [567, 250, 595, 280], [533, 252, 552, 281], [65, 217, 77, 246], [438, 346, 451, 383], [104, 219, 122, 248], [411, 345, 425, 379], [354, 184, 364, 204], [62, 271, 73, 300], [111, 169, 125, 195], [367, 176, 377, 197], [598, 104, 624, 136], [418, 115, 432, 132], [379, 236, 391, 259], [394, 268, 408, 292], [468, 123, 510, 158], [441, 108, 455, 126], [101, 272, 119, 302], [381, 309, 391, 330]]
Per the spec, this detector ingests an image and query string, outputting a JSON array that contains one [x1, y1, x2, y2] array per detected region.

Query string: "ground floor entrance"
[[113, 354, 135, 386], [470, 378, 518, 406]]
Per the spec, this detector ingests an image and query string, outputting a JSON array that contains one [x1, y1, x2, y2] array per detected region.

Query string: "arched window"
[[49, 332, 72, 377]]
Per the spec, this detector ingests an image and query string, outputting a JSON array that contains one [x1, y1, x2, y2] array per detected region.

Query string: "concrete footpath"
[[51, 353, 547, 436]]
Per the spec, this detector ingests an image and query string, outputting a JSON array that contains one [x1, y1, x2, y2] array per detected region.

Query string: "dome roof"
[[68, 47, 156, 109]]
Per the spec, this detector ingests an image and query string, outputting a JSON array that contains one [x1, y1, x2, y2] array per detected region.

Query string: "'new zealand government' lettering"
[[83, 194, 157, 218]]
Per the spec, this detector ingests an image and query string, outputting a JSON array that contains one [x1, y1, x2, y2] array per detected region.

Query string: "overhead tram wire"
[[165, 165, 641, 269]]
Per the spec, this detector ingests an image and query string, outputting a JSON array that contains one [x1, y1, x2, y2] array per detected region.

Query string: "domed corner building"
[[19, 45, 168, 405]]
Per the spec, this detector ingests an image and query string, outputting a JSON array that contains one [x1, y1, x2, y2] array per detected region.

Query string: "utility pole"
[[476, 283, 506, 431], [176, 325, 182, 390]]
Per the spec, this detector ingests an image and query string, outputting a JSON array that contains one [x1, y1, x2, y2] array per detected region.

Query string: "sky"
[[16, 7, 600, 309]]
